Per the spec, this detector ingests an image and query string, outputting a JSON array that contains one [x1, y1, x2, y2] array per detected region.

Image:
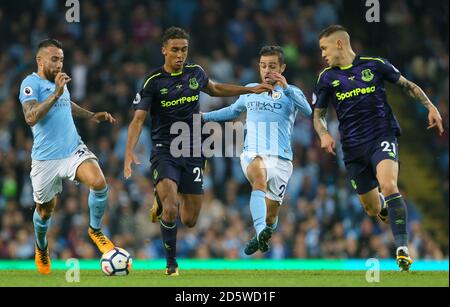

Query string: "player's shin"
[[88, 186, 108, 230], [385, 193, 409, 247], [269, 216, 279, 231], [33, 209, 51, 250], [250, 190, 267, 235], [160, 219, 178, 267]]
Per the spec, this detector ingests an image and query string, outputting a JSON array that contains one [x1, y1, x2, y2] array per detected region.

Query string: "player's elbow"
[[132, 111, 147, 126], [302, 105, 312, 117], [304, 107, 313, 117], [25, 116, 37, 127], [206, 84, 221, 97]]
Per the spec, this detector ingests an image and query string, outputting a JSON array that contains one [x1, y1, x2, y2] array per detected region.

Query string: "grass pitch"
[[0, 270, 447, 287]]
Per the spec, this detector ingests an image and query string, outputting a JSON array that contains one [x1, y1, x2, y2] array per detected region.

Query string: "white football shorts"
[[240, 151, 293, 203], [30, 144, 97, 204]]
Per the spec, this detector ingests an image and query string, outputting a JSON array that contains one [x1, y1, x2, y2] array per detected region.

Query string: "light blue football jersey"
[[203, 84, 312, 161], [19, 73, 82, 160]]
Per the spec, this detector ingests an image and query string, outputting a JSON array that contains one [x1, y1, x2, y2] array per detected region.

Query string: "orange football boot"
[[35, 243, 51, 274], [88, 226, 115, 254]]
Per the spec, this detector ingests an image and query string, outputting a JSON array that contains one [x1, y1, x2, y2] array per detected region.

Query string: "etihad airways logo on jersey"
[[161, 95, 199, 108], [336, 86, 376, 102], [247, 101, 282, 112]]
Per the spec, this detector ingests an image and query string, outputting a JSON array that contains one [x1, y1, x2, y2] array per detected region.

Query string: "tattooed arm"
[[313, 107, 336, 155], [71, 102, 94, 119], [397, 76, 444, 135], [71, 101, 115, 124], [21, 72, 70, 127], [22, 95, 60, 127]]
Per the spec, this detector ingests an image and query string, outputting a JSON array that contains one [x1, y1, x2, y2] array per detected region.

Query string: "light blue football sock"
[[250, 190, 267, 236], [88, 186, 108, 230], [33, 209, 51, 250]]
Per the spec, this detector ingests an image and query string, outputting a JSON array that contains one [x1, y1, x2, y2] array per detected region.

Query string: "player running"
[[202, 46, 312, 255], [124, 27, 273, 276], [313, 25, 444, 271], [19, 39, 117, 274]]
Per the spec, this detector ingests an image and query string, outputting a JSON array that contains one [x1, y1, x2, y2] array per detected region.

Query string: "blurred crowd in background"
[[0, 0, 448, 260]]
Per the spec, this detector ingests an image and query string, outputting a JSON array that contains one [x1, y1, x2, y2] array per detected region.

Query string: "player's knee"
[[38, 206, 54, 220], [160, 197, 178, 221], [159, 191, 177, 207], [90, 176, 107, 191], [251, 177, 267, 191], [379, 180, 398, 196], [182, 218, 197, 228]]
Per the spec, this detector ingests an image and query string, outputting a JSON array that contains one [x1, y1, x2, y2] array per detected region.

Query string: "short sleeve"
[[133, 79, 154, 111], [197, 66, 209, 90], [19, 77, 39, 104], [378, 59, 401, 83], [313, 74, 331, 109]]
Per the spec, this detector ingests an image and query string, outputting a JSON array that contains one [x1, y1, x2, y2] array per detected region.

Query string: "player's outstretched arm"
[[201, 106, 243, 122], [202, 95, 246, 122], [22, 72, 70, 126], [71, 102, 115, 124], [124, 110, 146, 179], [397, 76, 444, 135], [203, 80, 273, 97], [313, 107, 336, 155]]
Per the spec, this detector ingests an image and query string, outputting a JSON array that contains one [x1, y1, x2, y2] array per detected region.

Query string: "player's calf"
[[150, 191, 163, 223]]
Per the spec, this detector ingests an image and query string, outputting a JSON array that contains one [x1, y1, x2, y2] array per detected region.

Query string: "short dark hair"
[[318, 25, 348, 39], [162, 27, 190, 45], [259, 46, 285, 65], [37, 38, 63, 52]]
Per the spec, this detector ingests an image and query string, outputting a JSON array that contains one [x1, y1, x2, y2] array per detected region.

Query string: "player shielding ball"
[[313, 25, 444, 271], [202, 46, 312, 255], [124, 27, 273, 276], [19, 39, 117, 274]]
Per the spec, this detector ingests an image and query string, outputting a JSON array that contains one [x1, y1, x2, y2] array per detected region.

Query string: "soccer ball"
[[100, 247, 133, 276]]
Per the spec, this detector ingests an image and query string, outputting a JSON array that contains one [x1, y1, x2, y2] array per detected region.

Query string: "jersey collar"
[[33, 72, 52, 83], [162, 66, 184, 77], [338, 55, 361, 70]]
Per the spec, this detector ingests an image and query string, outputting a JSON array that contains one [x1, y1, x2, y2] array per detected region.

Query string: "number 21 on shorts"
[[381, 141, 397, 159]]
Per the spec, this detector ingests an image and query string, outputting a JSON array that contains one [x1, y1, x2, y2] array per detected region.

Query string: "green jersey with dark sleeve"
[[133, 64, 209, 150], [313, 55, 402, 150]]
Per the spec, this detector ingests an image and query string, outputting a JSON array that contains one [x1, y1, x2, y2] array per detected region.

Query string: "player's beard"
[[264, 78, 278, 87], [44, 68, 57, 82]]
